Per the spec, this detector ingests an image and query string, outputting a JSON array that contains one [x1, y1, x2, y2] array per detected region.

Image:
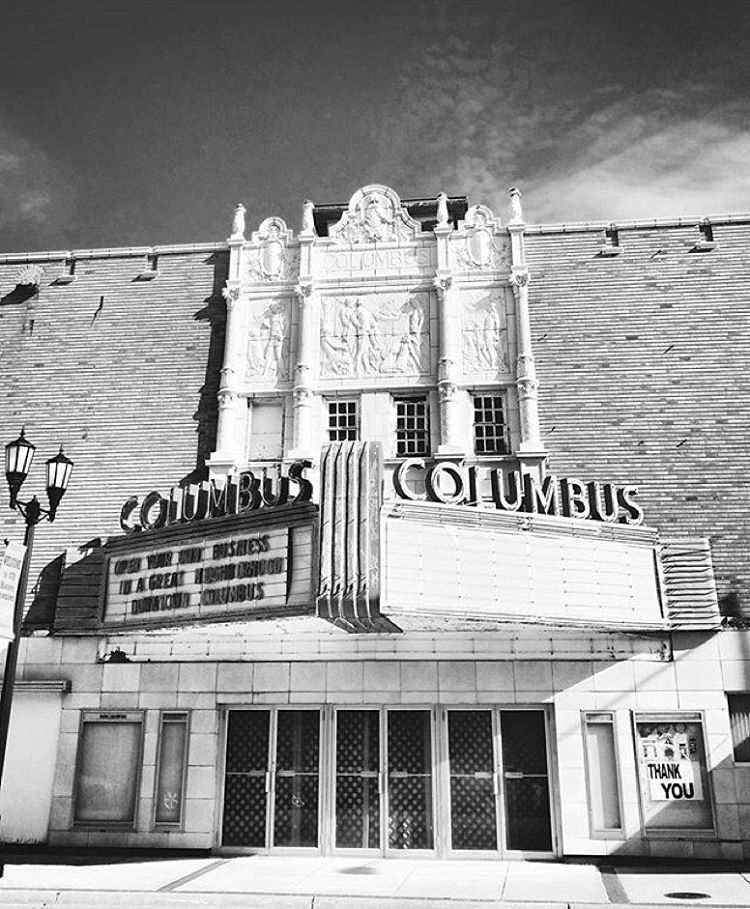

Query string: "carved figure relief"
[[247, 217, 299, 282], [451, 204, 510, 273], [329, 184, 420, 246], [246, 299, 291, 381], [461, 290, 509, 374], [320, 293, 429, 378]]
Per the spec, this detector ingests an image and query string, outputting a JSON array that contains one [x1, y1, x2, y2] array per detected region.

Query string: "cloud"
[[527, 98, 750, 222], [0, 121, 75, 248], [369, 36, 750, 224]]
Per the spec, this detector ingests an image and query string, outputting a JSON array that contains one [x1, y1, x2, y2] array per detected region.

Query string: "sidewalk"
[[1, 854, 750, 908]]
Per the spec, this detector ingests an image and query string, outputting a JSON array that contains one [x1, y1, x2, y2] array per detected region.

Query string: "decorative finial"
[[301, 200, 316, 236], [508, 187, 524, 224], [231, 203, 246, 239], [436, 192, 449, 227]]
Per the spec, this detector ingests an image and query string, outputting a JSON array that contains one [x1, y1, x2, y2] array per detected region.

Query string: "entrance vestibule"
[[220, 706, 555, 858]]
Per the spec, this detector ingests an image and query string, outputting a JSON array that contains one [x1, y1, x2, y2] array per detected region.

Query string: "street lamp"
[[0, 431, 73, 798]]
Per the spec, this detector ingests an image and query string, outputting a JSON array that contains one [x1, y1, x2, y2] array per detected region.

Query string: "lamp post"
[[0, 430, 73, 795]]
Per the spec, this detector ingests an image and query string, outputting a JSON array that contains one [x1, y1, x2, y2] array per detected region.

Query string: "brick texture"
[[0, 250, 228, 618], [525, 221, 750, 618]]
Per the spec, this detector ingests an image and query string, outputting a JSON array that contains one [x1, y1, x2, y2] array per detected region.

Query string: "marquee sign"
[[382, 500, 662, 629], [102, 507, 315, 628]]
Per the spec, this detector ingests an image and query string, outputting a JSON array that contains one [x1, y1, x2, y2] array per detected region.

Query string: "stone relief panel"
[[329, 184, 421, 246], [451, 204, 510, 273], [461, 289, 510, 374], [246, 297, 292, 382], [320, 292, 430, 378], [246, 217, 300, 283]]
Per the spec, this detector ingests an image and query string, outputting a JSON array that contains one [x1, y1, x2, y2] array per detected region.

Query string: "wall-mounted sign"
[[0, 541, 26, 640], [383, 501, 661, 629], [103, 508, 315, 627], [120, 461, 313, 535], [635, 716, 713, 831], [393, 460, 643, 525]]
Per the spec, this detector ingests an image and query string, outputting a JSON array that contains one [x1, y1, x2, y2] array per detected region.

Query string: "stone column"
[[507, 188, 546, 478], [434, 272, 464, 456], [211, 282, 245, 470], [208, 210, 247, 477], [288, 280, 317, 459]]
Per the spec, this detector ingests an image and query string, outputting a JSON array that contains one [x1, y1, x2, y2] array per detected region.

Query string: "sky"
[[1, 0, 749, 252]]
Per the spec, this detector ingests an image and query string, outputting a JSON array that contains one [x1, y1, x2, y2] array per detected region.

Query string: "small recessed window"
[[473, 395, 507, 455], [154, 712, 190, 827], [583, 712, 623, 836], [727, 693, 750, 763], [328, 399, 358, 442], [74, 712, 143, 827], [395, 396, 430, 457]]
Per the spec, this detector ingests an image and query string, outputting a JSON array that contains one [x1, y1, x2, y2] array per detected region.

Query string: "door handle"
[[265, 771, 271, 793], [504, 771, 523, 779], [492, 773, 499, 797]]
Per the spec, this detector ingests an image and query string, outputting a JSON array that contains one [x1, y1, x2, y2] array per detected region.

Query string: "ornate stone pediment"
[[247, 217, 299, 282], [329, 185, 421, 246], [451, 204, 509, 273]]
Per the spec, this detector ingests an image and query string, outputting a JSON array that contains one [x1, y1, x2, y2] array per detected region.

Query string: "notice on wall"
[[0, 541, 26, 640], [638, 722, 705, 802], [103, 521, 313, 627]]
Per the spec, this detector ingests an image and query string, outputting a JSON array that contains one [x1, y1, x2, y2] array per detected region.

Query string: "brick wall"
[[525, 221, 750, 618], [0, 249, 228, 618]]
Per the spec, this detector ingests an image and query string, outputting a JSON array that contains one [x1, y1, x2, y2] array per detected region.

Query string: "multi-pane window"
[[473, 394, 507, 455], [395, 397, 430, 457], [154, 712, 190, 827], [74, 712, 143, 826], [727, 693, 750, 763], [328, 400, 358, 442]]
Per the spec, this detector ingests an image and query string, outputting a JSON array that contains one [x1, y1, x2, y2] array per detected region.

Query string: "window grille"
[[328, 400, 358, 442], [473, 395, 507, 455], [728, 693, 750, 763], [395, 397, 430, 457]]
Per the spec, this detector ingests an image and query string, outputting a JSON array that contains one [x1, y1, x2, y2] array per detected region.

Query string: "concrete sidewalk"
[[0, 855, 750, 907]]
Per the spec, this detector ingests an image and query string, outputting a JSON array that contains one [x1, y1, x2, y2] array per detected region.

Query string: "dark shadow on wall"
[[21, 553, 65, 632], [182, 251, 229, 488], [0, 285, 37, 307]]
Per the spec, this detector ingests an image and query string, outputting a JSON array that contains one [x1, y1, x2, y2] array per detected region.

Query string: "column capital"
[[509, 268, 530, 289], [222, 282, 242, 311], [294, 281, 314, 302], [433, 271, 454, 299]]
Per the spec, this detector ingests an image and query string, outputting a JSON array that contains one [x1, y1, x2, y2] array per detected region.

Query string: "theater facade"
[[1, 184, 749, 861]]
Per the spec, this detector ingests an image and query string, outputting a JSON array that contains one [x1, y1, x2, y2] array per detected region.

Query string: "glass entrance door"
[[334, 709, 381, 850], [272, 709, 321, 848], [500, 709, 553, 853], [386, 709, 435, 852], [446, 710, 499, 852], [222, 710, 270, 848]]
